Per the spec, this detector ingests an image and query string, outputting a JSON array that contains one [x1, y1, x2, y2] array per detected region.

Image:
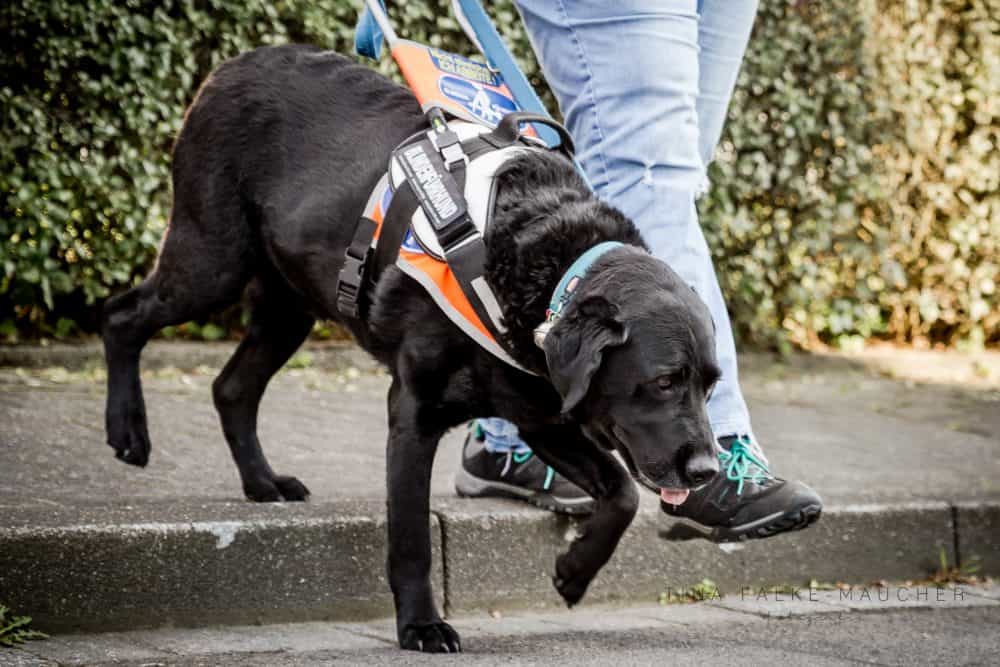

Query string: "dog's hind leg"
[[102, 211, 252, 467], [520, 425, 639, 607], [211, 277, 315, 502]]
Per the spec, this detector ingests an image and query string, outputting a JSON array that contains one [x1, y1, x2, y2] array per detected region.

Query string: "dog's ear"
[[543, 295, 629, 413]]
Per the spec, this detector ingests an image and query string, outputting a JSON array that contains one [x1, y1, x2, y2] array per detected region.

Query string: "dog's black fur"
[[102, 45, 722, 652]]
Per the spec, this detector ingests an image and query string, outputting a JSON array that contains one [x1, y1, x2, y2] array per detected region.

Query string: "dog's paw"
[[107, 421, 151, 467], [244, 475, 310, 502], [398, 622, 461, 653], [274, 475, 310, 501], [553, 554, 592, 608]]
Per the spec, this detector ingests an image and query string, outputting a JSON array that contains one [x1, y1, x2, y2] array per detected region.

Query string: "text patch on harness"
[[396, 141, 465, 232]]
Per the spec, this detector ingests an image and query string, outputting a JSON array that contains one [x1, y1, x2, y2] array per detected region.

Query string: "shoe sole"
[[663, 503, 823, 543], [454, 467, 595, 516]]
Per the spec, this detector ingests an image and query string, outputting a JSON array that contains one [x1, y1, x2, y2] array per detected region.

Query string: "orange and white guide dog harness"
[[334, 40, 578, 375], [358, 121, 535, 372]]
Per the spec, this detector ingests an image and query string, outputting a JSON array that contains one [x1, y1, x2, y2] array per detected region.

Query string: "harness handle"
[[490, 112, 576, 159]]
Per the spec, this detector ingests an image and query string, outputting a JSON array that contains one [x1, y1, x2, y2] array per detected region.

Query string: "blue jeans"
[[482, 0, 759, 453]]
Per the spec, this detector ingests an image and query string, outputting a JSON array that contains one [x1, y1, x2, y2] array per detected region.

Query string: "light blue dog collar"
[[533, 241, 624, 348]]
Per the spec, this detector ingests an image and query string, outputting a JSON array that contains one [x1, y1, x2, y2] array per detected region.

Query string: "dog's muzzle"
[[605, 424, 662, 495]]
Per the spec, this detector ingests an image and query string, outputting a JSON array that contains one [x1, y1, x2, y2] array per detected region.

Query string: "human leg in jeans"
[[457, 0, 821, 539]]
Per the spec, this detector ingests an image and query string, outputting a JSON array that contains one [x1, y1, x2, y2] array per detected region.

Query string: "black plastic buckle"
[[336, 247, 368, 318], [436, 213, 478, 252], [435, 128, 466, 172]]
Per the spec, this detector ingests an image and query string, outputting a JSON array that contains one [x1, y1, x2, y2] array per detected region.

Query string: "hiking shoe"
[[455, 425, 595, 515], [660, 435, 822, 542]]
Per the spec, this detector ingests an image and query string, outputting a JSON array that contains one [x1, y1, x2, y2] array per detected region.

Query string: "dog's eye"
[[654, 372, 682, 393]]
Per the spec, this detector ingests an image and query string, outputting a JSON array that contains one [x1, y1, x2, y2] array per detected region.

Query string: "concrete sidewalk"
[[7, 584, 1000, 666], [1, 342, 999, 633]]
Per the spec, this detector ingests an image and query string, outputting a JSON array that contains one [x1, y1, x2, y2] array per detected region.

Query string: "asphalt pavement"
[[5, 583, 1000, 666]]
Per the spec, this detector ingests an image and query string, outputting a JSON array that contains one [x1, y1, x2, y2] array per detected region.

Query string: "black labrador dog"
[[102, 45, 721, 653]]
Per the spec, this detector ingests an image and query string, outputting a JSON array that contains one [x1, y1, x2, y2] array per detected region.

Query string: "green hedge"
[[1, 0, 996, 347], [700, 0, 998, 349], [866, 0, 998, 348]]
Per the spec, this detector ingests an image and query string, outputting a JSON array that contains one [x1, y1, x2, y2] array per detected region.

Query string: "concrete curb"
[[0, 341, 377, 372], [0, 502, 442, 633], [955, 500, 1000, 575], [1, 499, 994, 633]]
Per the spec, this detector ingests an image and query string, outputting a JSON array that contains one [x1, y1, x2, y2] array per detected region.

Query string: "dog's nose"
[[684, 451, 719, 487]]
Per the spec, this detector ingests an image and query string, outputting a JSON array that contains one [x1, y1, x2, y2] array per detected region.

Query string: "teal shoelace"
[[719, 435, 770, 495], [477, 419, 556, 492], [512, 450, 554, 491]]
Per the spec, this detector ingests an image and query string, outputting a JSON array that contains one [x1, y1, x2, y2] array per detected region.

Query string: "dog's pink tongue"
[[660, 488, 690, 506]]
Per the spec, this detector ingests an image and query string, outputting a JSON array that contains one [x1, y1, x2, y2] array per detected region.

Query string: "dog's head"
[[542, 246, 720, 501]]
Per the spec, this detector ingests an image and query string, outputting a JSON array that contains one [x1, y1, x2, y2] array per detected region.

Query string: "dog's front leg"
[[522, 425, 639, 607], [385, 378, 461, 653]]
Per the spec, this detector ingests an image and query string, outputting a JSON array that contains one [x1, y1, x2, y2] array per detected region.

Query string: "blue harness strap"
[[355, 0, 387, 59]]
